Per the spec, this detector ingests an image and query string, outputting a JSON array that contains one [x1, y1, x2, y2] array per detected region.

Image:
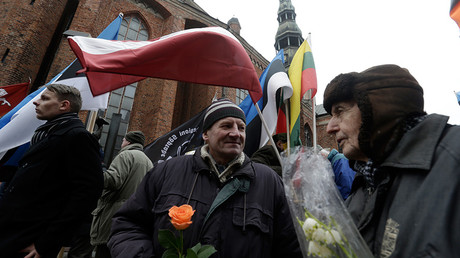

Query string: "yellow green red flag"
[[288, 38, 317, 146]]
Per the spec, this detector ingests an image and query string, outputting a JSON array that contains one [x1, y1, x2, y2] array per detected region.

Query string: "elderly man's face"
[[203, 117, 246, 165], [326, 101, 367, 161]]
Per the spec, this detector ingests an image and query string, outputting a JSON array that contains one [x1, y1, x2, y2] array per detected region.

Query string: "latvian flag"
[[68, 27, 263, 104]]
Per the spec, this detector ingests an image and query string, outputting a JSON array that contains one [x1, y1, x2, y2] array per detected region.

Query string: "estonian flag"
[[240, 49, 293, 157]]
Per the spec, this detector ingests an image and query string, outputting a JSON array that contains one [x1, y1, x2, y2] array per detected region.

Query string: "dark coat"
[[0, 117, 103, 257], [251, 145, 282, 176], [108, 148, 301, 258], [346, 114, 460, 257]]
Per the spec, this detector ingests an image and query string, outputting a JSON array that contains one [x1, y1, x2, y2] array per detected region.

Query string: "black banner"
[[144, 108, 206, 165]]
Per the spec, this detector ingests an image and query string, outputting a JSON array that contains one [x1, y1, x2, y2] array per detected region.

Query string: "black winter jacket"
[[0, 117, 103, 257], [346, 114, 460, 257], [108, 148, 302, 258]]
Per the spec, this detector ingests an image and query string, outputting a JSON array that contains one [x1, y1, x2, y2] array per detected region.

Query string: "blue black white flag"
[[0, 14, 123, 163], [240, 49, 293, 157]]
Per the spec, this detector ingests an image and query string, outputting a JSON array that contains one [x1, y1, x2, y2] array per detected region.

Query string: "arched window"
[[98, 14, 149, 164], [118, 16, 149, 41]]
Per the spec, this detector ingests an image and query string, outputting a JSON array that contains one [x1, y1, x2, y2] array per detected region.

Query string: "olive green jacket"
[[90, 143, 153, 245]]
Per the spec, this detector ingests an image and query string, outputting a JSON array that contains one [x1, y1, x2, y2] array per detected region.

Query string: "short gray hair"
[[46, 84, 82, 113]]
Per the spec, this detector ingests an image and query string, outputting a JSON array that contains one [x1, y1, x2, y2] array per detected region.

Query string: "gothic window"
[[118, 16, 149, 41], [98, 14, 149, 160]]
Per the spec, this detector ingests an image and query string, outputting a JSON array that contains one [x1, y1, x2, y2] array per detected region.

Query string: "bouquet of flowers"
[[282, 147, 372, 257]]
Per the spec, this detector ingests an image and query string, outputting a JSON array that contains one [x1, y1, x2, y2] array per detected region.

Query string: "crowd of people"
[[1, 62, 460, 257]]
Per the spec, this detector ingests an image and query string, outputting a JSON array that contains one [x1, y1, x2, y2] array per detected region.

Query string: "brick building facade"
[[1, 0, 336, 161], [299, 100, 337, 150]]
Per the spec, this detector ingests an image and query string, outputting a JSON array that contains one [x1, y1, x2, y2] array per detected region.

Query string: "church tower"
[[275, 0, 303, 68]]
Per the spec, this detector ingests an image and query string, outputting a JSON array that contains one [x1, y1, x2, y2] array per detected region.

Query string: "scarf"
[[200, 145, 245, 183], [31, 113, 80, 145], [354, 114, 427, 192]]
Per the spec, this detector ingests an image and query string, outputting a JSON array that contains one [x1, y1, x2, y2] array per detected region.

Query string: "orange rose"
[[169, 204, 195, 230]]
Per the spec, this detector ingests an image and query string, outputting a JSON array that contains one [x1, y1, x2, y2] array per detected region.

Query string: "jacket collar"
[[22, 118, 84, 159], [119, 143, 144, 153], [193, 146, 254, 182], [381, 114, 449, 170]]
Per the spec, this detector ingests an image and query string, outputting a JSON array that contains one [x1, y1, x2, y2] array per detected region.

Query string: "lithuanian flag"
[[288, 38, 317, 146]]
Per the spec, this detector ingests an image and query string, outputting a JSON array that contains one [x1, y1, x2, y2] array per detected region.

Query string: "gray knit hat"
[[125, 131, 145, 145], [203, 98, 246, 131]]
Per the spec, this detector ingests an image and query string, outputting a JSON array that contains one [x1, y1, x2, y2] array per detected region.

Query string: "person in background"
[[250, 133, 287, 176], [90, 131, 153, 258], [320, 148, 356, 200], [107, 98, 302, 258], [0, 84, 103, 257], [324, 64, 460, 257]]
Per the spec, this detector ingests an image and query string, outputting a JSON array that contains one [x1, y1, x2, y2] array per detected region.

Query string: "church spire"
[[275, 0, 303, 68]]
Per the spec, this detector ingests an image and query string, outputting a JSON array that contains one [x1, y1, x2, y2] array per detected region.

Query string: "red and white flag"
[[68, 27, 263, 103], [0, 82, 29, 117]]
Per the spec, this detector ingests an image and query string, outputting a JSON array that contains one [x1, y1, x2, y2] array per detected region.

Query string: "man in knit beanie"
[[108, 98, 301, 257], [324, 64, 460, 257], [124, 131, 145, 146], [201, 98, 247, 167]]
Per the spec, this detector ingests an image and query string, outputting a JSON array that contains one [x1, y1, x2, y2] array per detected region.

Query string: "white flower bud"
[[308, 240, 333, 257], [327, 229, 342, 244], [302, 218, 319, 238], [312, 228, 328, 243], [308, 241, 321, 256]]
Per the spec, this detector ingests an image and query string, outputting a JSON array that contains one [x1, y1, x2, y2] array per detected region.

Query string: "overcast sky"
[[194, 0, 460, 125]]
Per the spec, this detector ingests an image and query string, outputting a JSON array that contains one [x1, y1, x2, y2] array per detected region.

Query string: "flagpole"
[[86, 110, 98, 133], [308, 33, 317, 152], [254, 103, 282, 165], [285, 100, 290, 155], [312, 96, 317, 152]]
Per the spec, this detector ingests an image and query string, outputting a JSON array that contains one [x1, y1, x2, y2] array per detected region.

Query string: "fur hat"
[[323, 64, 425, 163], [125, 131, 145, 146], [203, 98, 246, 131]]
